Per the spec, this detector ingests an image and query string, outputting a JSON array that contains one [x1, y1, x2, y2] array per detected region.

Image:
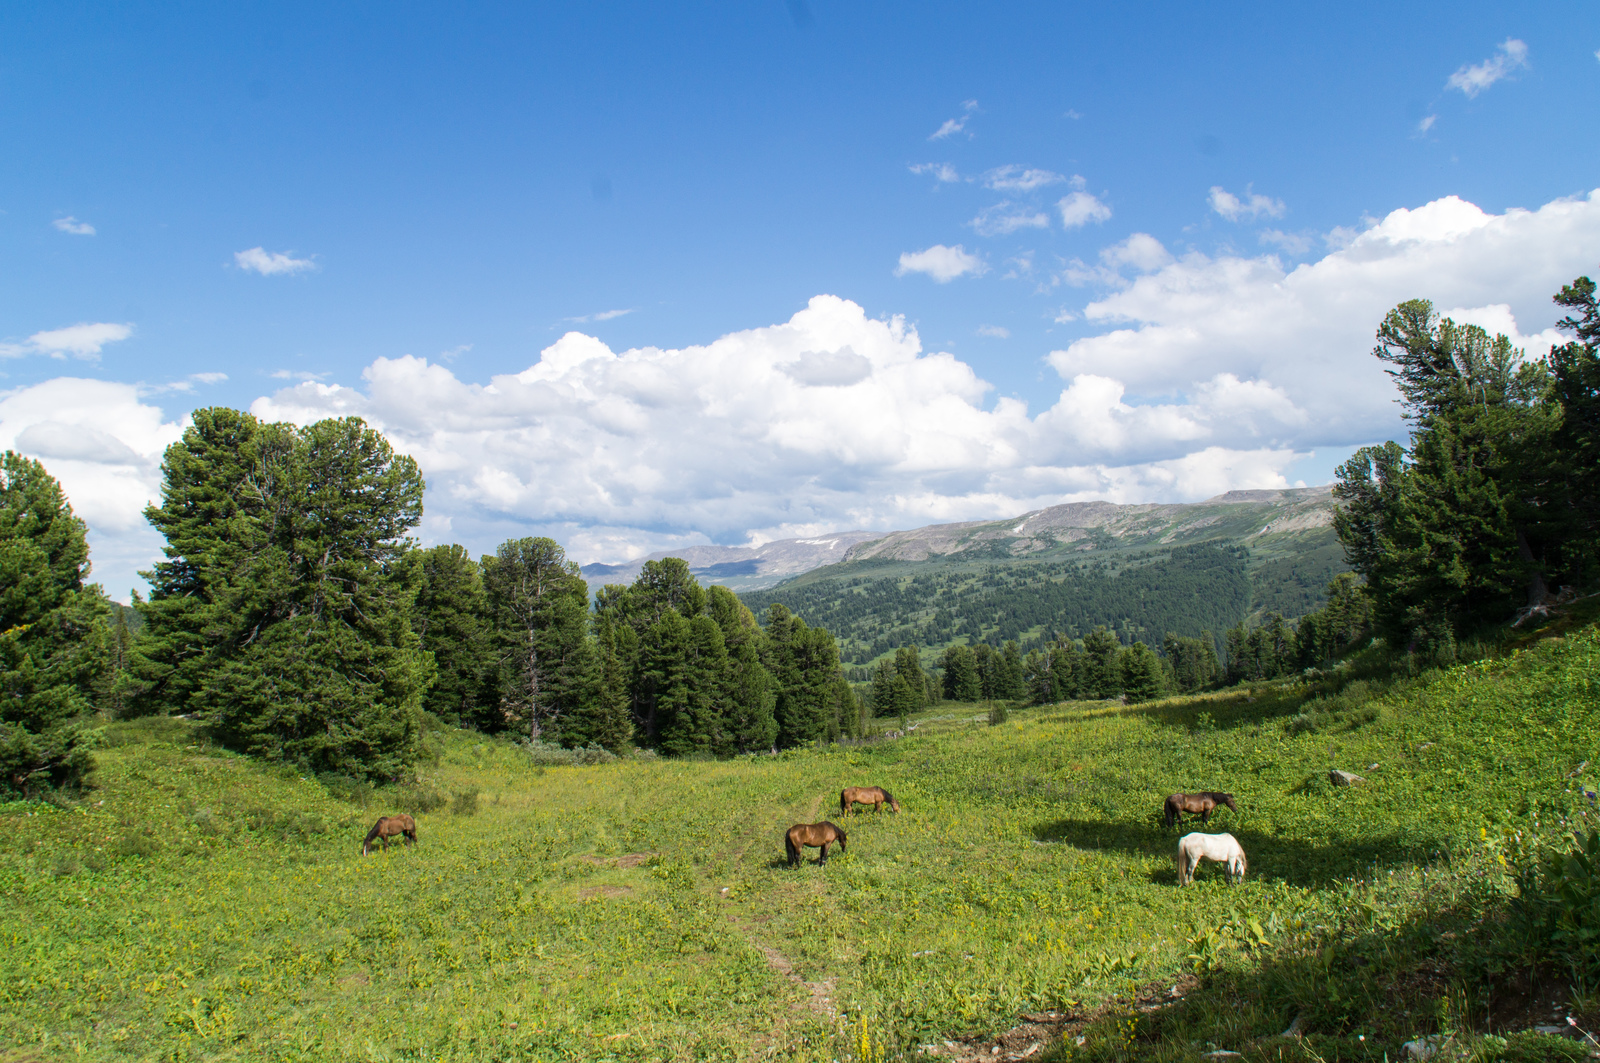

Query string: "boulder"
[[1329, 769, 1365, 787]]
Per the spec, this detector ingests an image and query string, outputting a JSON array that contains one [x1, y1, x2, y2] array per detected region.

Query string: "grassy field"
[[3, 624, 1599, 1062]]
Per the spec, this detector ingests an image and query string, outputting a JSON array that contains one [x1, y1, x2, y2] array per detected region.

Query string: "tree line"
[[1334, 272, 1600, 655], [0, 409, 862, 795]]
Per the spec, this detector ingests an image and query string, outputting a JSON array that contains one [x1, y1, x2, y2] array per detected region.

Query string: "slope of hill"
[[739, 488, 1345, 664], [841, 486, 1335, 565], [581, 530, 881, 592], [6, 617, 1595, 1061], [581, 488, 1336, 597]]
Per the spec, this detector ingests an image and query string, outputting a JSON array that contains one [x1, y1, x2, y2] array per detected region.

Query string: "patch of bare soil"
[[749, 938, 838, 1022], [576, 852, 655, 868], [577, 885, 633, 899], [927, 975, 1199, 1062]]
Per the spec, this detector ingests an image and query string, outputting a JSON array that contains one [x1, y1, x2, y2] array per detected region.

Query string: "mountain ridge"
[[582, 486, 1337, 593]]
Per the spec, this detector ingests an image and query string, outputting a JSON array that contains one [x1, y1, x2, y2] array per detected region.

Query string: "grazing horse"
[[1177, 832, 1246, 886], [362, 814, 417, 856], [785, 821, 847, 867], [1163, 791, 1236, 829], [841, 786, 901, 816]]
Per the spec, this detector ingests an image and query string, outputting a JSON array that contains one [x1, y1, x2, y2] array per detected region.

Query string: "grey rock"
[[1330, 769, 1365, 787]]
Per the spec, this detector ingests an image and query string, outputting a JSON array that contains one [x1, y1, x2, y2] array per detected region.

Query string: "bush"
[[1519, 829, 1600, 990], [987, 703, 1008, 726], [396, 782, 448, 815], [521, 739, 620, 766], [451, 787, 480, 816]]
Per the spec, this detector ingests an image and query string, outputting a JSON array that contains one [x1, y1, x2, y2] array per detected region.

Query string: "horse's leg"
[[819, 842, 829, 865]]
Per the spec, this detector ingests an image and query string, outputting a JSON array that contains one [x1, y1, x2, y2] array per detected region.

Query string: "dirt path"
[[720, 789, 840, 1032]]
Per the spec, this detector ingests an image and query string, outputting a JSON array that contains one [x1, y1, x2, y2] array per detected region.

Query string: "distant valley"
[[728, 487, 1347, 666]]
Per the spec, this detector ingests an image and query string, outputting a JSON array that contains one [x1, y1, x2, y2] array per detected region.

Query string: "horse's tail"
[[1163, 798, 1175, 829], [785, 831, 799, 865], [840, 790, 849, 816]]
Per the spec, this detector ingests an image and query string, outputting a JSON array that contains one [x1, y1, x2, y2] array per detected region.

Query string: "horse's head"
[[885, 791, 901, 814], [1221, 793, 1237, 811], [836, 827, 847, 852]]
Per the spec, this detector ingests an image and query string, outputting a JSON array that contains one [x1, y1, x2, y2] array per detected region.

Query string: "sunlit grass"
[[3, 625, 1597, 1060]]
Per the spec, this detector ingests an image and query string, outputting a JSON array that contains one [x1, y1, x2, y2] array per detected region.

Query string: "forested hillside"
[[740, 533, 1347, 667], [741, 543, 1254, 665]]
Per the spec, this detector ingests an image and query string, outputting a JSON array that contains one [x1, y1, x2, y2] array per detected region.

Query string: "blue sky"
[[3, 2, 1599, 599]]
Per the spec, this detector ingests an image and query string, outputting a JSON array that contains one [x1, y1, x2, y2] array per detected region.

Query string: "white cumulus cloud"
[[1447, 38, 1528, 97], [1100, 234, 1174, 272], [976, 325, 1010, 338], [1209, 186, 1287, 221], [1049, 190, 1600, 451], [895, 245, 987, 282], [0, 378, 186, 599], [234, 247, 317, 275], [52, 216, 95, 235], [0, 322, 133, 361], [929, 99, 978, 141], [1058, 190, 1112, 228], [31, 189, 1600, 600]]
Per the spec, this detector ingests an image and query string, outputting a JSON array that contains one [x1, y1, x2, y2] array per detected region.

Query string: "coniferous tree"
[[871, 659, 897, 717], [1335, 300, 1565, 646], [412, 544, 493, 728], [940, 644, 981, 702], [137, 411, 430, 780], [1048, 637, 1086, 700], [481, 537, 592, 742], [707, 586, 777, 753], [997, 641, 1025, 700], [893, 645, 926, 713], [0, 453, 110, 795], [761, 604, 842, 746], [1162, 631, 1221, 693], [1549, 273, 1600, 583], [1081, 626, 1122, 699], [1119, 641, 1166, 703], [560, 627, 634, 752]]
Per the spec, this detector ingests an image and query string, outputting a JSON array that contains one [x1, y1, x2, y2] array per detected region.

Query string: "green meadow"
[[4, 623, 1599, 1062]]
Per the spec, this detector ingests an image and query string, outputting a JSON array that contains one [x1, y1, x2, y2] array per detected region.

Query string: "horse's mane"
[[880, 789, 896, 804], [363, 818, 386, 843]]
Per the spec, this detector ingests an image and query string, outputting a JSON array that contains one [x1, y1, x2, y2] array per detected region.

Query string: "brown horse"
[[362, 814, 417, 855], [1163, 792, 1236, 829], [785, 821, 847, 867], [841, 786, 901, 816]]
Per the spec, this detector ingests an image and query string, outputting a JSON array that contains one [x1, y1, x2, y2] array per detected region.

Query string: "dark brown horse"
[[1163, 792, 1236, 829], [362, 814, 417, 855], [841, 786, 901, 816], [785, 821, 847, 867]]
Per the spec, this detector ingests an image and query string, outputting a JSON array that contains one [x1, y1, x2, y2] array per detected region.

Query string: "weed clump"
[[521, 740, 620, 766], [451, 787, 480, 816]]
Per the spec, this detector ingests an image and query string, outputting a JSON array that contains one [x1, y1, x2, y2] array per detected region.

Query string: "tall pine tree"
[[0, 453, 110, 795], [138, 411, 430, 780]]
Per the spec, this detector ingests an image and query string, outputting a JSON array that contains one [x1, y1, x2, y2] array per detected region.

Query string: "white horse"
[[1177, 832, 1246, 886]]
